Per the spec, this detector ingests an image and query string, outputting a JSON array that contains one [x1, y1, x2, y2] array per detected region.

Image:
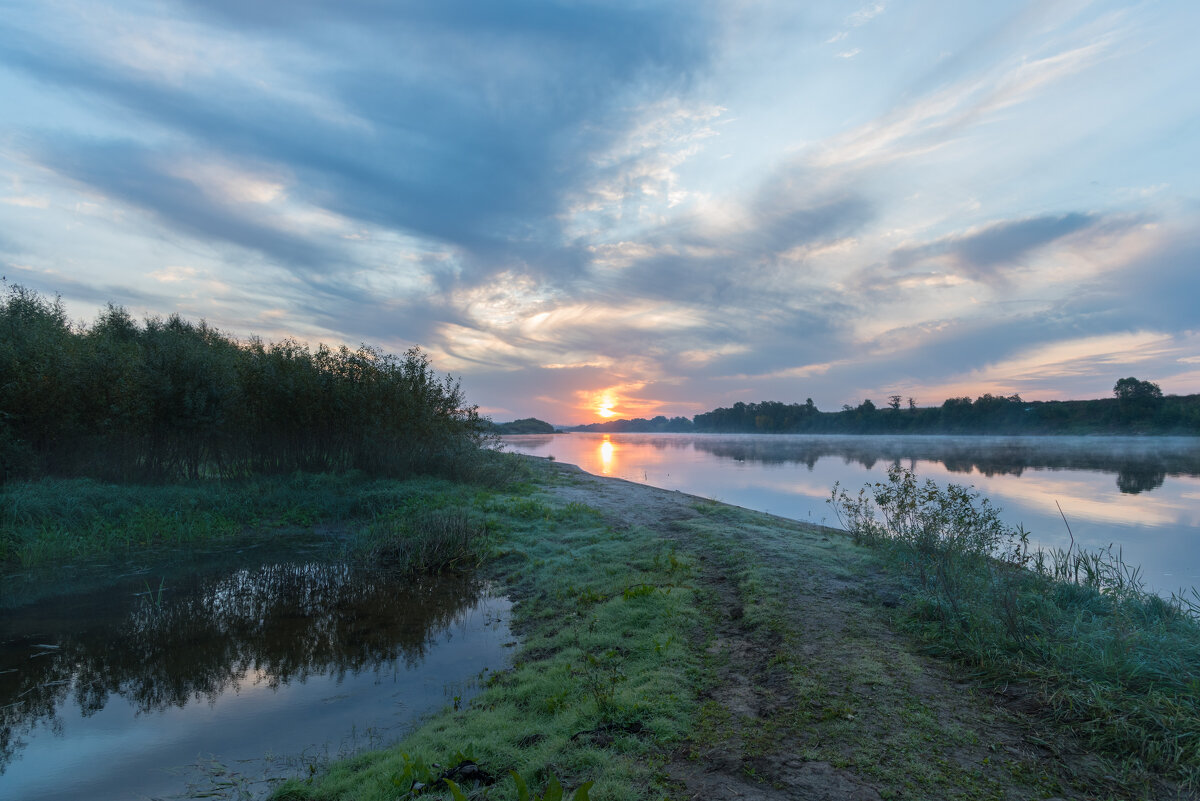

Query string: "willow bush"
[[0, 285, 486, 482]]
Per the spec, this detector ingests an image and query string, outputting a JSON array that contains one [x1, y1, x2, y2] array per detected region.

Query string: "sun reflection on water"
[[599, 436, 615, 474]]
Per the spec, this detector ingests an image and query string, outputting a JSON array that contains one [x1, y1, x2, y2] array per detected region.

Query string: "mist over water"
[[504, 433, 1200, 595]]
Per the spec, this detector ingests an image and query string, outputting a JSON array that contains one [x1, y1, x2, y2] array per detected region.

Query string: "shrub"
[[0, 285, 490, 483]]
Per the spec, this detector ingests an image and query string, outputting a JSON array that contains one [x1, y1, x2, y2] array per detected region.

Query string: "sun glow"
[[595, 392, 618, 418]]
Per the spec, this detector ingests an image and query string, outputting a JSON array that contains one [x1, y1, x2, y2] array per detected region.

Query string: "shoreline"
[[3, 459, 1194, 800], [279, 458, 1193, 800]]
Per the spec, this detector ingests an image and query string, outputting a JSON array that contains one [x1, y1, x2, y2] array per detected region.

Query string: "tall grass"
[[0, 456, 535, 568], [357, 507, 490, 575], [831, 466, 1200, 787], [0, 284, 489, 483]]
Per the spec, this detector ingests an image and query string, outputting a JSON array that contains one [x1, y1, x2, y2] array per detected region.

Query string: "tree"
[[1113, 377, 1162, 401], [888, 395, 902, 412], [1113, 377, 1163, 422]]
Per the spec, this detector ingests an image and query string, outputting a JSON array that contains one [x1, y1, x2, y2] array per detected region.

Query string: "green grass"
[[0, 452, 536, 568], [274, 481, 706, 801], [831, 465, 1200, 791], [13, 456, 1196, 798], [270, 462, 1195, 800], [671, 510, 1040, 800]]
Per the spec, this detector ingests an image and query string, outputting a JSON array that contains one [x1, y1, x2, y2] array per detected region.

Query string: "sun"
[[594, 391, 618, 418]]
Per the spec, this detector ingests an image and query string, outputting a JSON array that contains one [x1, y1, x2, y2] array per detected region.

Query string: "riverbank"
[[276, 458, 1191, 801], [3, 458, 1194, 799]]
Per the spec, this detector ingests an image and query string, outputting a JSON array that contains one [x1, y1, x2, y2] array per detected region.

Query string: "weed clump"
[[360, 508, 489, 575], [831, 466, 1200, 788]]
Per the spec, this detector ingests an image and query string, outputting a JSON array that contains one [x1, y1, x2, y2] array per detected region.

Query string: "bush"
[[0, 285, 490, 483]]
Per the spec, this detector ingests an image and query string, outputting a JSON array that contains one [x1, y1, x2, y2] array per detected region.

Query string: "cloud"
[[953, 213, 1097, 269], [1063, 226, 1200, 332], [0, 3, 718, 283], [888, 212, 1101, 282], [847, 3, 886, 27], [813, 35, 1112, 171], [30, 138, 342, 271]]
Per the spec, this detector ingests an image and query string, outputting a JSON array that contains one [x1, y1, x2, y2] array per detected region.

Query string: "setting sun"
[[594, 391, 618, 418]]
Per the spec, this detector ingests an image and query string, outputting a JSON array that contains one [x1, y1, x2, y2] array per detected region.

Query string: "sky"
[[1, 0, 1198, 424]]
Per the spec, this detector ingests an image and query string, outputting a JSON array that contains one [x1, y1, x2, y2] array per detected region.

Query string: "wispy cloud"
[[847, 3, 887, 27]]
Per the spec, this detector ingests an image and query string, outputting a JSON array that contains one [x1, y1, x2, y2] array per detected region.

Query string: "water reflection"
[[584, 435, 1198, 495], [0, 562, 508, 797], [512, 434, 1200, 495]]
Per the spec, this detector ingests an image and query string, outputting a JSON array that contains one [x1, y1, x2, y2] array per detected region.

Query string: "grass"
[[282, 462, 1121, 801], [10, 455, 1198, 799], [672, 506, 1048, 800], [273, 485, 706, 801], [831, 465, 1200, 791], [0, 451, 535, 568]]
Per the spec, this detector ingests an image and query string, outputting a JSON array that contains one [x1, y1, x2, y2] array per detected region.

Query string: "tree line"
[[570, 380, 1200, 435], [0, 286, 486, 483]]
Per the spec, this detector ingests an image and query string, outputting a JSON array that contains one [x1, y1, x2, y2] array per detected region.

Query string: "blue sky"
[[2, 0, 1198, 423]]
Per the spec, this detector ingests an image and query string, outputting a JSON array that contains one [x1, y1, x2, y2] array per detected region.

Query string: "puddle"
[[0, 559, 512, 800]]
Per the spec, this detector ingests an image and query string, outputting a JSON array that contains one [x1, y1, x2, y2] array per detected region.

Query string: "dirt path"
[[538, 462, 1163, 801]]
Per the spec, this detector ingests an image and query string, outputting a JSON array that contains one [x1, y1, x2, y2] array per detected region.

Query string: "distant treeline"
[[486, 417, 556, 434], [0, 286, 485, 483], [571, 381, 1200, 436], [571, 415, 693, 433]]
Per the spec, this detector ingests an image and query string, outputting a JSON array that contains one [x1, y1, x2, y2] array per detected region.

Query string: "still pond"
[[0, 545, 511, 801]]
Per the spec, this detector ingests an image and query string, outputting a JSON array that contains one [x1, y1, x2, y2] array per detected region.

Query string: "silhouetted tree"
[[1114, 377, 1164, 423]]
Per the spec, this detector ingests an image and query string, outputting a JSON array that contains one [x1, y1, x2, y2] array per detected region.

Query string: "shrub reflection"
[[0, 563, 487, 772]]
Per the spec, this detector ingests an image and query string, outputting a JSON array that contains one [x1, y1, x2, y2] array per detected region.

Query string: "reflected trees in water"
[[571, 434, 1200, 496], [0, 563, 488, 772]]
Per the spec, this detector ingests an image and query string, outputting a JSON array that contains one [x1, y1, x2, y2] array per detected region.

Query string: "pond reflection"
[[0, 562, 510, 800], [505, 433, 1200, 594]]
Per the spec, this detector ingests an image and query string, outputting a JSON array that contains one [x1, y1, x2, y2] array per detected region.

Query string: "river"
[[503, 433, 1200, 596]]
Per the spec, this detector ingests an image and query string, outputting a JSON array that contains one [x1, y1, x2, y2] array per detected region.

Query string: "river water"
[[504, 433, 1200, 596], [0, 551, 512, 800]]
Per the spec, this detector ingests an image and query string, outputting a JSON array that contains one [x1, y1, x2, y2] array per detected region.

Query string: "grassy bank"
[[276, 461, 1199, 800], [832, 466, 1200, 790], [6, 458, 1198, 799], [0, 452, 534, 570], [273, 471, 706, 800]]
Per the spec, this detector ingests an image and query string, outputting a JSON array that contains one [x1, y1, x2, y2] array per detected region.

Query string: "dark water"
[[0, 556, 511, 800], [504, 433, 1200, 595]]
